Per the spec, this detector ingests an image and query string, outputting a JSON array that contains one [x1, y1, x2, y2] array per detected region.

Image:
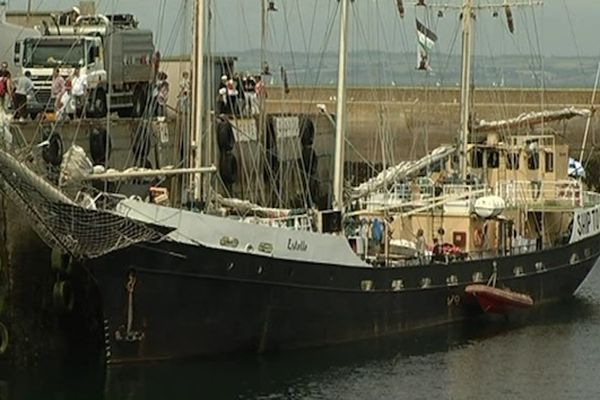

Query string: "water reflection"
[[1, 270, 599, 400]]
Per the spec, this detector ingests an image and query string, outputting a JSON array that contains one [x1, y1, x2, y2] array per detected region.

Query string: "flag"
[[416, 19, 437, 70]]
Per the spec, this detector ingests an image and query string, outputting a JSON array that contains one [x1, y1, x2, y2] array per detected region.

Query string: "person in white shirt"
[[13, 70, 35, 121], [71, 68, 87, 117], [57, 80, 76, 121]]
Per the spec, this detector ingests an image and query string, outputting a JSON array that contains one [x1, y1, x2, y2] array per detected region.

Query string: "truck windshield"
[[23, 39, 85, 68]]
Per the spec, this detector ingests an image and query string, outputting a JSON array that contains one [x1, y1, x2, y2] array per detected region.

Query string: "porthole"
[[535, 262, 545, 272], [361, 280, 373, 291], [257, 266, 263, 274], [584, 248, 591, 258], [220, 236, 239, 248], [570, 253, 579, 265], [420, 277, 431, 288], [446, 275, 458, 286], [391, 279, 404, 291], [227, 262, 234, 271], [472, 272, 484, 283], [258, 242, 273, 254]]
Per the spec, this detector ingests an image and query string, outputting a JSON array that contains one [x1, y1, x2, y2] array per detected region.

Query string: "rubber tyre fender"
[[216, 120, 235, 151], [299, 116, 315, 146], [219, 152, 238, 185], [132, 85, 148, 118], [53, 280, 75, 313], [42, 131, 63, 167], [301, 146, 318, 176], [89, 127, 112, 165], [0, 322, 8, 356], [50, 247, 72, 274], [90, 88, 107, 118]]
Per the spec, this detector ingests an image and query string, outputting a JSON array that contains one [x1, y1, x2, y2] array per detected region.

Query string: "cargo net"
[[0, 147, 166, 258]]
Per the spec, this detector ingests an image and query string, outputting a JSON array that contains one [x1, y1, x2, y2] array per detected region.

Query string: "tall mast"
[[458, 0, 474, 181], [260, 0, 267, 73], [333, 0, 350, 211], [191, 0, 206, 201]]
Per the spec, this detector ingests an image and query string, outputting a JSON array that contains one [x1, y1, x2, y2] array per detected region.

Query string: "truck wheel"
[[131, 86, 147, 117], [91, 88, 107, 118]]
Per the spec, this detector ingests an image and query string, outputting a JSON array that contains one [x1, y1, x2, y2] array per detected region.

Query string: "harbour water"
[[2, 266, 600, 400]]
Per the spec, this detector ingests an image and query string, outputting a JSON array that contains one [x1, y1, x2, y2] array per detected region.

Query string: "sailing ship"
[[0, 0, 598, 365]]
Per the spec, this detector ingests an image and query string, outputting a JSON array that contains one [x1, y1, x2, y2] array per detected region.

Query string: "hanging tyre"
[[131, 85, 148, 117], [301, 146, 318, 175], [41, 131, 63, 166], [89, 127, 112, 166], [300, 117, 315, 146], [0, 322, 8, 356], [216, 120, 235, 151], [219, 152, 238, 185], [91, 88, 107, 118], [53, 280, 75, 313]]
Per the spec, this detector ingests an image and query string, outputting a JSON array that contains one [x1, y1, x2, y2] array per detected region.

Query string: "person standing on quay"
[[51, 68, 65, 112], [13, 70, 34, 121]]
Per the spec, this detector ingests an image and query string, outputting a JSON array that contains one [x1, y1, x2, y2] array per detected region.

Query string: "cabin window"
[[487, 150, 499, 168], [420, 277, 431, 288], [471, 148, 484, 168], [506, 153, 520, 170], [527, 153, 539, 170], [545, 152, 554, 172]]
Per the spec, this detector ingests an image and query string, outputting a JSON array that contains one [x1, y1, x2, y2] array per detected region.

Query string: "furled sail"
[[474, 107, 592, 133], [350, 145, 455, 200]]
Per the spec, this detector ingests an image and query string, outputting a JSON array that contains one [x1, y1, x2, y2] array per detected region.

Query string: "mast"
[[191, 0, 206, 201], [458, 0, 474, 181], [333, 0, 350, 211]]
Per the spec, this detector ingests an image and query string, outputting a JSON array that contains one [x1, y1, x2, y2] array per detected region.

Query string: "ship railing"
[[243, 213, 313, 231], [362, 181, 486, 212], [495, 180, 583, 208], [582, 191, 600, 207]]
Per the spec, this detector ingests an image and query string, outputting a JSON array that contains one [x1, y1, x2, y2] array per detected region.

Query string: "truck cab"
[[14, 12, 154, 118]]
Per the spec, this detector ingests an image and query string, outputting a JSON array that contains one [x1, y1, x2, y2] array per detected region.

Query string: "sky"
[[5, 0, 600, 59]]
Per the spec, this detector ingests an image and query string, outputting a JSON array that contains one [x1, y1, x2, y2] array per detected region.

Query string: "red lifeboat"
[[466, 284, 534, 314]]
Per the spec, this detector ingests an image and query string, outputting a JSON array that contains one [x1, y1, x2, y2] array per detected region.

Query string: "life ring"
[[0, 322, 8, 356], [41, 131, 63, 166], [473, 228, 484, 248], [53, 280, 75, 313], [216, 120, 235, 151], [219, 152, 238, 184], [89, 127, 112, 165], [299, 116, 315, 146]]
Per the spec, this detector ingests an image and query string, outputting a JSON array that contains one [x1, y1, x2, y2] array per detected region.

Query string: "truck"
[[14, 10, 155, 118]]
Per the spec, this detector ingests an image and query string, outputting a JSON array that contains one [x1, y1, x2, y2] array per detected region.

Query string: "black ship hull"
[[88, 232, 600, 364]]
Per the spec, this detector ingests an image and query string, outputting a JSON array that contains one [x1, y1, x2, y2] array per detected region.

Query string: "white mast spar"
[[458, 0, 474, 181], [191, 0, 206, 201], [333, 0, 350, 211]]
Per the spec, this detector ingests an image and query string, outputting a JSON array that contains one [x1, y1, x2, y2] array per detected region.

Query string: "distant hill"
[[228, 49, 598, 89]]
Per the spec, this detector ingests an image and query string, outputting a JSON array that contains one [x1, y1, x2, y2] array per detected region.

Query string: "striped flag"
[[416, 19, 438, 70]]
